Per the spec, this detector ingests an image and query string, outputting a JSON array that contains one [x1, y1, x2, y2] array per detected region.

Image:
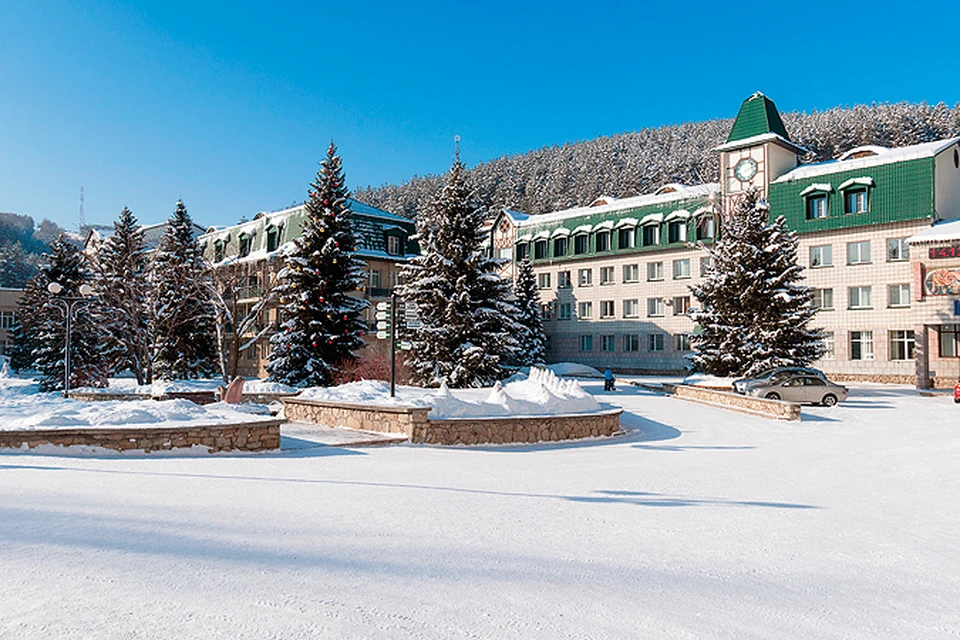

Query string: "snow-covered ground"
[[2, 378, 959, 637], [73, 377, 299, 395]]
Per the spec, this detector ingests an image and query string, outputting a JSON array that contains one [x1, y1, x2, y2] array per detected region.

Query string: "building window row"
[[579, 332, 690, 353], [540, 258, 706, 291], [803, 181, 873, 221], [808, 238, 910, 268]]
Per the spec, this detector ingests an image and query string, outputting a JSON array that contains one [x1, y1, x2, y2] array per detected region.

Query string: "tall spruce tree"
[[149, 200, 218, 380], [512, 258, 546, 367], [267, 142, 368, 387], [0, 242, 38, 288], [398, 150, 521, 387], [8, 272, 49, 373], [96, 207, 152, 384], [20, 236, 109, 391], [689, 190, 824, 377]]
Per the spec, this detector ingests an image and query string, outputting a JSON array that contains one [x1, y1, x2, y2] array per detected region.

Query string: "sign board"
[[376, 331, 388, 339], [376, 302, 390, 311], [399, 341, 412, 351], [375, 311, 389, 320], [405, 320, 423, 329], [376, 321, 389, 330], [929, 245, 960, 259], [404, 302, 419, 312]]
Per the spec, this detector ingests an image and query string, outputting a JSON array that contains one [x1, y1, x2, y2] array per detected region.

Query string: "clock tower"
[[714, 92, 804, 213]]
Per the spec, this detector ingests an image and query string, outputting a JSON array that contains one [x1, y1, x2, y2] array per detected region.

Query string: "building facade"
[[492, 93, 960, 387], [200, 200, 417, 378], [0, 288, 23, 358]]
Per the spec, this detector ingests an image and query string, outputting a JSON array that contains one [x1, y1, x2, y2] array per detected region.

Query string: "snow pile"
[[545, 362, 604, 378], [682, 373, 736, 388], [299, 369, 601, 419], [242, 380, 299, 394], [72, 378, 299, 396]]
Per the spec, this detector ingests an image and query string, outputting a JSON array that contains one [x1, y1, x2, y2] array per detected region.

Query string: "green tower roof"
[[726, 92, 791, 143]]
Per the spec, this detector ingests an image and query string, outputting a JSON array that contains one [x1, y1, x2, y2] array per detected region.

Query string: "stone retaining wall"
[[282, 397, 622, 445], [659, 383, 801, 421], [0, 420, 283, 453]]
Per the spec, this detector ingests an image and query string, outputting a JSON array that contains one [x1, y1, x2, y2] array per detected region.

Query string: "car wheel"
[[821, 394, 837, 407], [765, 392, 780, 400]]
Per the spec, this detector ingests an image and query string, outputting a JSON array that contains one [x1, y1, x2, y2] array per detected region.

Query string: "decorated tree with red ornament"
[[267, 142, 368, 387]]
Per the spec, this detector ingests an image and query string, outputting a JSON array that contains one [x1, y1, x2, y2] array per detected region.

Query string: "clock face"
[[734, 157, 758, 182]]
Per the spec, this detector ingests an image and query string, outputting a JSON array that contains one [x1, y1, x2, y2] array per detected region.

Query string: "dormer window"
[[806, 195, 827, 219], [667, 221, 687, 244], [839, 177, 874, 215], [553, 236, 568, 257], [516, 242, 529, 261], [387, 234, 402, 256], [642, 225, 660, 246], [696, 215, 716, 240], [573, 234, 589, 254], [595, 231, 611, 252], [214, 240, 224, 262], [617, 227, 636, 249], [534, 240, 548, 260], [266, 226, 280, 252], [239, 233, 252, 258]]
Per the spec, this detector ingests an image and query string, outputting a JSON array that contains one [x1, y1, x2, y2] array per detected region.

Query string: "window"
[[553, 236, 568, 257], [601, 335, 616, 352], [673, 259, 691, 279], [578, 268, 593, 286], [624, 334, 640, 352], [647, 261, 664, 281], [540, 302, 555, 320], [0, 310, 15, 329], [618, 227, 636, 249], [538, 273, 551, 289], [647, 298, 665, 317], [648, 333, 665, 351], [674, 333, 691, 351], [390, 271, 398, 289], [595, 231, 611, 252], [696, 215, 716, 240], [812, 288, 834, 310], [806, 195, 828, 219], [821, 332, 835, 360], [642, 225, 660, 246], [700, 256, 713, 275], [387, 235, 402, 255], [558, 302, 572, 320], [622, 264, 639, 283], [266, 226, 280, 252], [889, 330, 915, 360], [673, 296, 690, 315], [246, 342, 259, 361], [600, 300, 615, 318], [516, 243, 529, 261], [848, 286, 872, 309], [369, 269, 381, 289], [578, 301, 593, 319], [810, 244, 833, 268], [850, 331, 874, 360], [239, 234, 252, 258], [579, 335, 594, 351], [558, 271, 572, 288], [844, 189, 868, 214], [887, 238, 910, 262], [534, 240, 548, 260], [600, 267, 615, 285], [888, 284, 911, 308], [574, 234, 589, 255], [214, 240, 225, 262], [847, 240, 871, 265], [940, 325, 960, 357], [668, 221, 687, 244], [623, 299, 639, 318], [497, 246, 513, 261]]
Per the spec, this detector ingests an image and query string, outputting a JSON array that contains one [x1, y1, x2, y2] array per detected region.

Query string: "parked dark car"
[[732, 367, 826, 394], [746, 375, 848, 406]]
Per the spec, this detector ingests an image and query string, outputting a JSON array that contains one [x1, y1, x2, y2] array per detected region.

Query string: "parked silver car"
[[732, 367, 826, 394], [746, 375, 848, 406]]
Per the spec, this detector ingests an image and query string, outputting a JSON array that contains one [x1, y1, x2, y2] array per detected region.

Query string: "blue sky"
[[1, 0, 958, 230]]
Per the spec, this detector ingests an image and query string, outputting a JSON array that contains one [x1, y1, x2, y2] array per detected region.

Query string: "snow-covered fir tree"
[[512, 258, 546, 367], [398, 150, 521, 387], [95, 207, 152, 384], [22, 236, 109, 391], [149, 200, 218, 380], [0, 242, 38, 288], [689, 190, 824, 377], [8, 273, 49, 373], [267, 142, 368, 387]]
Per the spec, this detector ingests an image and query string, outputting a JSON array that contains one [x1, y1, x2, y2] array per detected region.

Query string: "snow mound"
[[545, 362, 605, 378], [298, 380, 433, 407], [682, 373, 736, 388]]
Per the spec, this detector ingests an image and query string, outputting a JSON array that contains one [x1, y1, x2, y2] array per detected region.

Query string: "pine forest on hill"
[[355, 101, 960, 219]]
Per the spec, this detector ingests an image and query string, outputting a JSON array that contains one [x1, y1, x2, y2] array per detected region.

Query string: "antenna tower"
[[78, 187, 86, 231]]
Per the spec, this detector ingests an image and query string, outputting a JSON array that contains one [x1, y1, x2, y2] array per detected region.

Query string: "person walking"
[[604, 367, 615, 392]]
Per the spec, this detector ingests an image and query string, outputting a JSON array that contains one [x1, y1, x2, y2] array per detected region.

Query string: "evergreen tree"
[[0, 242, 38, 288], [96, 207, 152, 384], [267, 142, 368, 387], [8, 274, 49, 373], [18, 236, 109, 390], [398, 150, 521, 387], [512, 258, 546, 366], [149, 200, 218, 380], [689, 190, 824, 377]]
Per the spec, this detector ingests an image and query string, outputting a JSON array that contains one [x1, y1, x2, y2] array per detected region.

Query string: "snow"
[[296, 369, 602, 419], [799, 182, 833, 196], [2, 378, 959, 637], [542, 361, 604, 378], [681, 372, 736, 387], [73, 378, 299, 396], [907, 217, 960, 244], [0, 378, 276, 431], [837, 176, 875, 190]]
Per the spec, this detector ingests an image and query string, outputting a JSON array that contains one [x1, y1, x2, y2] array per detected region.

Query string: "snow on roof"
[[799, 183, 833, 196], [516, 233, 533, 243], [515, 183, 719, 227], [906, 218, 960, 244], [572, 224, 593, 235], [713, 132, 806, 153], [692, 205, 716, 217], [501, 208, 530, 222], [838, 177, 875, 190], [533, 229, 551, 239], [838, 145, 890, 160], [589, 196, 619, 207], [615, 217, 639, 228], [774, 137, 960, 183], [664, 209, 691, 222], [592, 220, 615, 232], [639, 213, 664, 226], [654, 183, 688, 195], [551, 227, 571, 237]]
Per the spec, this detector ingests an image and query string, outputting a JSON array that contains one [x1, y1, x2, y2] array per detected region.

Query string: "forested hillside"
[[0, 213, 66, 287], [355, 102, 960, 219]]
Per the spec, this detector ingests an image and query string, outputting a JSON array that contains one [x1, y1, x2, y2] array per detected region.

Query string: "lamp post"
[[46, 281, 96, 398]]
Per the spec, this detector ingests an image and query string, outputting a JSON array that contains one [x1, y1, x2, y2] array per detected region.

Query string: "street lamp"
[[46, 281, 96, 398]]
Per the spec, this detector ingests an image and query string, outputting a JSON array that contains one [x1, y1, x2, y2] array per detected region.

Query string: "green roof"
[[726, 92, 791, 144]]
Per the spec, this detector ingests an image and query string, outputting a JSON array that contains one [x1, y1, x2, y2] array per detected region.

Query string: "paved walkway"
[[280, 421, 408, 449]]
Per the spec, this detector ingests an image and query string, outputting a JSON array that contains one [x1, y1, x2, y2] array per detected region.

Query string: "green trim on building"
[[768, 158, 936, 233], [727, 92, 791, 144]]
